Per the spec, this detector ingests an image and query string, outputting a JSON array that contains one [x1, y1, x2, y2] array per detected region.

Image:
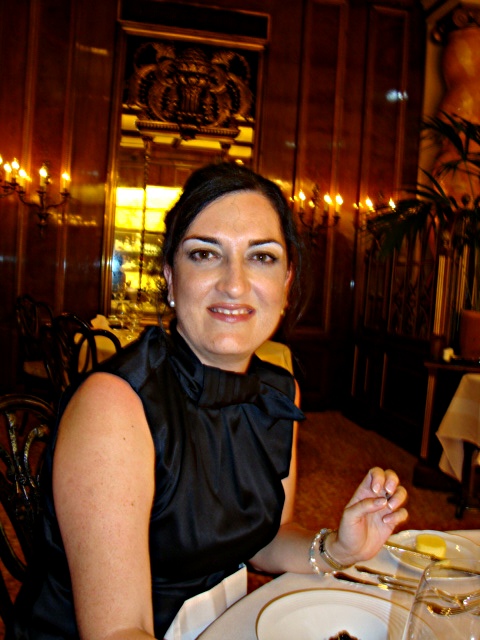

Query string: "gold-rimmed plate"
[[255, 588, 408, 640]]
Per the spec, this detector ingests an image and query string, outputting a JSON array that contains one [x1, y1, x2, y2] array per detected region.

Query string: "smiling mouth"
[[209, 307, 253, 316]]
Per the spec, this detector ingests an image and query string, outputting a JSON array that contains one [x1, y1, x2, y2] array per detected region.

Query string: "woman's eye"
[[252, 252, 277, 264], [189, 249, 217, 262]]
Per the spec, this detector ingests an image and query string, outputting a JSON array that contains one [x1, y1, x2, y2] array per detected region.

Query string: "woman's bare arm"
[[250, 381, 408, 575], [53, 372, 158, 640]]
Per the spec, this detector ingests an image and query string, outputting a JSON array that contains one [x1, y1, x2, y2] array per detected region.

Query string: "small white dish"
[[255, 588, 408, 640], [387, 530, 480, 571]]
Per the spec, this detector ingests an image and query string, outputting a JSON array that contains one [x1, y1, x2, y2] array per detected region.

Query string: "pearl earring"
[[169, 299, 176, 308]]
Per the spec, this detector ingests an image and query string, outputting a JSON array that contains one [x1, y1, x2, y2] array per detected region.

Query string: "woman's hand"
[[329, 467, 408, 566]]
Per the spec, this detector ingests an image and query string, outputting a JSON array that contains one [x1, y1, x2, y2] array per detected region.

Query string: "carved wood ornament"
[[127, 41, 254, 145]]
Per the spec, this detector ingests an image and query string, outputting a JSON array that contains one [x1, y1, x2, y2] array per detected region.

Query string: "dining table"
[[198, 529, 480, 640], [76, 323, 142, 371]]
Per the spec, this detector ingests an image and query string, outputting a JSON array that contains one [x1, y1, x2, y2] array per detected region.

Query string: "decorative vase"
[[459, 309, 480, 360]]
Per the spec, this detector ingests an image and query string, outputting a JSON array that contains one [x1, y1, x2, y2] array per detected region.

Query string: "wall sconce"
[[1, 155, 70, 232], [296, 183, 342, 238]]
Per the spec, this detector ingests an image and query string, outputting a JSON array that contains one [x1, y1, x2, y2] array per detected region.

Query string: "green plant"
[[365, 111, 480, 310]]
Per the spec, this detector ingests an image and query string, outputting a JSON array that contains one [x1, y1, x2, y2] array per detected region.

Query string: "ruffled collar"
[[166, 324, 304, 424]]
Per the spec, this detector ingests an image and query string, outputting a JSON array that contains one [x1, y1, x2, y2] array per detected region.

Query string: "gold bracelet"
[[318, 528, 352, 571]]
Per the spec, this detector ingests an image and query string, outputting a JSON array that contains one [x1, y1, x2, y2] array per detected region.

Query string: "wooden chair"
[[14, 295, 54, 395], [41, 313, 122, 401], [0, 394, 54, 633]]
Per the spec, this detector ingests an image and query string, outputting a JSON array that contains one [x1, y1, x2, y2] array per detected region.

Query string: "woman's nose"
[[217, 259, 250, 297]]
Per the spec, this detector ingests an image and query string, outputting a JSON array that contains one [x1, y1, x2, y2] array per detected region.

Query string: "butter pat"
[[415, 533, 447, 559]]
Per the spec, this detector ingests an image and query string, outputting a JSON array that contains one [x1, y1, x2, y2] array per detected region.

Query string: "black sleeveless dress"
[[12, 325, 304, 639]]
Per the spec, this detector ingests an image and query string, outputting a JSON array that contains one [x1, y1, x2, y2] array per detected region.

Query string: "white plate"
[[255, 588, 408, 640], [387, 530, 480, 570]]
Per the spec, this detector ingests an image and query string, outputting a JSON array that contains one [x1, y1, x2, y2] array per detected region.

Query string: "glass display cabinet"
[[112, 185, 181, 316]]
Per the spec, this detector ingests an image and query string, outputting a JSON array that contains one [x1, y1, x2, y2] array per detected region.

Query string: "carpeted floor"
[[248, 410, 480, 591]]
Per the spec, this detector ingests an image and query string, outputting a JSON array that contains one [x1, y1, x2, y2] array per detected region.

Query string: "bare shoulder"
[[64, 371, 143, 415], [55, 372, 154, 476]]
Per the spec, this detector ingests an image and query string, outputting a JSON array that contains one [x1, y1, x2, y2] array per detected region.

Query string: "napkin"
[[164, 565, 246, 640], [90, 314, 111, 330]]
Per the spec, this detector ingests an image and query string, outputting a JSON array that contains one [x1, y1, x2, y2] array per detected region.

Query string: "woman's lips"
[[208, 305, 254, 322]]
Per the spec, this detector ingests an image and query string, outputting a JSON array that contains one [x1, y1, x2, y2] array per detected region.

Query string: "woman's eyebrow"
[[248, 239, 284, 248], [182, 236, 284, 248], [182, 235, 220, 245]]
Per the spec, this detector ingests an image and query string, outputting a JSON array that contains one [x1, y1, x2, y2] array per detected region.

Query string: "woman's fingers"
[[384, 484, 408, 511], [369, 467, 399, 497], [347, 467, 402, 508], [383, 506, 409, 526]]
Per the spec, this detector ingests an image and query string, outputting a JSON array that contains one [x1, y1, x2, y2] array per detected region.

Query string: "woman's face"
[[164, 190, 292, 372]]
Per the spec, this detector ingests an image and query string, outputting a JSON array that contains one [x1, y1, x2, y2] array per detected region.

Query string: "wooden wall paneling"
[[352, 3, 420, 339], [295, 1, 343, 333], [340, 0, 368, 214], [257, 0, 303, 187], [22, 0, 72, 309], [0, 0, 37, 391], [0, 0, 30, 314], [288, 1, 355, 409], [62, 0, 117, 321], [348, 2, 429, 451], [360, 6, 411, 207]]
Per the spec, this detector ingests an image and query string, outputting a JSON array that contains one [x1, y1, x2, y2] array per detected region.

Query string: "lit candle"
[[335, 194, 343, 214], [323, 194, 332, 214], [18, 168, 27, 189], [298, 190, 306, 212], [39, 164, 49, 188], [11, 158, 20, 179], [4, 163, 12, 179], [61, 172, 71, 191], [389, 198, 396, 209], [365, 197, 374, 212]]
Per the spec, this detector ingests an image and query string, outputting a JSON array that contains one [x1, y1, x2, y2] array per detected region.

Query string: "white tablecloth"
[[436, 373, 480, 481], [198, 530, 480, 640]]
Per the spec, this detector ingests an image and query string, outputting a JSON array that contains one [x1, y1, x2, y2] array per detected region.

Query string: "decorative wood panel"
[[349, 3, 433, 449]]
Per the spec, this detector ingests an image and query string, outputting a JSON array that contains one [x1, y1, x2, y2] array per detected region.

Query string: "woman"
[[14, 162, 407, 640]]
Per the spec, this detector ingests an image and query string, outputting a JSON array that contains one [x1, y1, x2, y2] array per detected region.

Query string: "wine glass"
[[116, 299, 130, 329], [127, 301, 143, 339], [402, 558, 480, 640]]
